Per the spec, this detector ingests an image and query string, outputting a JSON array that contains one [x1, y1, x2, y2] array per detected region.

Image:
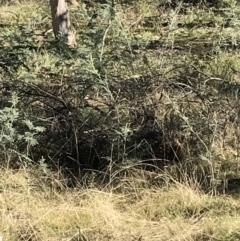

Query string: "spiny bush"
[[0, 92, 45, 167], [1, 0, 240, 192]]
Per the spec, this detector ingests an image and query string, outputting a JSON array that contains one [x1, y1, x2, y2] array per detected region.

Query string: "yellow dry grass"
[[0, 168, 240, 241], [0, 1, 46, 20]]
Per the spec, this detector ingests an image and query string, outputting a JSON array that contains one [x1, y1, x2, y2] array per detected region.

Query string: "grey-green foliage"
[[0, 93, 45, 165]]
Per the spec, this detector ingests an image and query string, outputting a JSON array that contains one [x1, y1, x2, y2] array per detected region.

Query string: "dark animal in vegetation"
[[60, 128, 184, 175], [60, 133, 110, 175], [223, 178, 240, 194], [130, 129, 184, 170]]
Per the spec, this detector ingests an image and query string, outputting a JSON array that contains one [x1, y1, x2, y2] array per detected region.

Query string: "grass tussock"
[[0, 168, 240, 241]]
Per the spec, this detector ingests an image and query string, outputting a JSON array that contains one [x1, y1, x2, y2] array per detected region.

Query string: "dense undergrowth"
[[1, 0, 240, 240]]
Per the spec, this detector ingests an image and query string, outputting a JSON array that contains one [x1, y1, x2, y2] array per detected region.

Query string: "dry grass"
[[0, 168, 240, 241], [0, 0, 46, 20]]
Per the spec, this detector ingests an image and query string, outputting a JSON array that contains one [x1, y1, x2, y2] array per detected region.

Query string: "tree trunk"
[[50, 0, 76, 47]]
